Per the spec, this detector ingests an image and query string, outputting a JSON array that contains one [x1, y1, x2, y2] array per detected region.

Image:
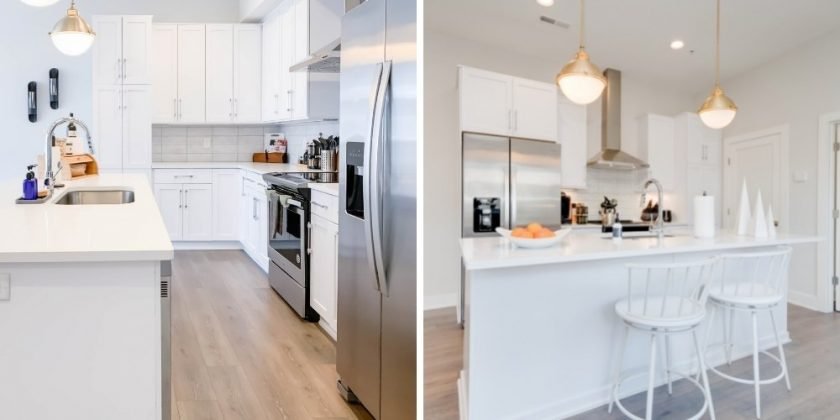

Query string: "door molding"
[[722, 125, 790, 234], [817, 111, 840, 312]]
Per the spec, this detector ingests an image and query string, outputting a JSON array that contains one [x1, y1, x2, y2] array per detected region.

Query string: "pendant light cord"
[[715, 0, 720, 86], [579, 0, 585, 51]]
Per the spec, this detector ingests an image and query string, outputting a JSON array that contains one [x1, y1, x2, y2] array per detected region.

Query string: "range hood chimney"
[[586, 68, 649, 170]]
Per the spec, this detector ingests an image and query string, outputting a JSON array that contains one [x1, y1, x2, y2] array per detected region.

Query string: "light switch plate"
[[793, 170, 809, 183], [0, 273, 10, 301]]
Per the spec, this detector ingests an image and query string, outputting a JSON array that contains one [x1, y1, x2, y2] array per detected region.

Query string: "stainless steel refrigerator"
[[337, 0, 416, 418], [462, 133, 564, 238]]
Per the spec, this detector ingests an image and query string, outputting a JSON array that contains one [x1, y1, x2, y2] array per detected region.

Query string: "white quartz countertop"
[[0, 174, 174, 263], [152, 162, 326, 175], [461, 230, 821, 270], [309, 183, 339, 196]]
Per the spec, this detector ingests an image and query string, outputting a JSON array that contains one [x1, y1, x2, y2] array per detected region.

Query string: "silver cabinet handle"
[[312, 202, 328, 210], [122, 58, 127, 80], [274, 93, 279, 115], [287, 90, 292, 113], [234, 98, 238, 118], [173, 175, 194, 178], [252, 197, 257, 220], [178, 98, 183, 119], [306, 221, 312, 255], [183, 189, 189, 209], [173, 98, 177, 119], [178, 189, 183, 209], [513, 110, 518, 131]]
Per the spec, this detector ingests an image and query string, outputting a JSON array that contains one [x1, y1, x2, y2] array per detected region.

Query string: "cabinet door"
[[310, 214, 339, 335], [212, 170, 241, 240], [641, 114, 676, 191], [177, 24, 206, 123], [458, 67, 512, 136], [240, 188, 255, 254], [261, 16, 281, 122], [182, 184, 213, 241], [154, 184, 183, 241], [121, 16, 152, 85], [512, 78, 557, 142], [291, 0, 310, 120], [254, 193, 269, 262], [234, 25, 263, 123], [122, 86, 152, 169], [702, 134, 723, 167], [557, 96, 588, 189], [151, 24, 179, 123], [92, 86, 123, 170], [92, 16, 123, 85], [279, 4, 295, 121], [205, 24, 235, 123]]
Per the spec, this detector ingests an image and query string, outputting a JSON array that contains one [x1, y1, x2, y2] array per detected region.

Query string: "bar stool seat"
[[708, 284, 783, 308], [615, 297, 706, 329]]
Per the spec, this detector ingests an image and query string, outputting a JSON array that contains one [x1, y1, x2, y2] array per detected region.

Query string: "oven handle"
[[369, 60, 392, 295], [363, 63, 386, 293]]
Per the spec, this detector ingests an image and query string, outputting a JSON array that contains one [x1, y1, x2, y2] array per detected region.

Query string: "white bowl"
[[495, 227, 571, 249]]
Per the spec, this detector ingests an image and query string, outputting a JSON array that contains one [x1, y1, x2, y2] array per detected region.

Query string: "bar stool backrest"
[[624, 258, 718, 320], [716, 246, 792, 299]]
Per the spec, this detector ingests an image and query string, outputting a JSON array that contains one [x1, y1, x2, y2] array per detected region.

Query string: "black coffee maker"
[[561, 192, 572, 224]]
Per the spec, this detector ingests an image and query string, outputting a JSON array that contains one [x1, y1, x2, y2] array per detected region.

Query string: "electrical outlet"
[[0, 273, 10, 301]]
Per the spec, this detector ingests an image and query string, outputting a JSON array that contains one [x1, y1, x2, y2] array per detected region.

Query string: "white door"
[[512, 78, 557, 142], [205, 24, 235, 123], [182, 184, 213, 241], [279, 4, 295, 121], [154, 184, 183, 241], [212, 170, 241, 240], [234, 25, 263, 123], [261, 16, 281, 122], [458, 67, 513, 136], [121, 16, 152, 85], [121, 86, 152, 169], [310, 214, 339, 336], [177, 24, 206, 123], [557, 96, 587, 189], [151, 24, 178, 123], [724, 131, 785, 231], [92, 16, 123, 85], [291, 0, 310, 120], [92, 85, 123, 170]]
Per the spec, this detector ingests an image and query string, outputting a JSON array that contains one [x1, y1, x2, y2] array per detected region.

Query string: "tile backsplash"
[[152, 121, 339, 163], [564, 168, 663, 222]]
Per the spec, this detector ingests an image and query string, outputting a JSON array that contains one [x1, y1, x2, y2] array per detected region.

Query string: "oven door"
[[267, 190, 307, 285]]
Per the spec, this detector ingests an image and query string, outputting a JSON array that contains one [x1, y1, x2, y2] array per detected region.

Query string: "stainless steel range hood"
[[290, 38, 341, 73], [587, 68, 649, 170]]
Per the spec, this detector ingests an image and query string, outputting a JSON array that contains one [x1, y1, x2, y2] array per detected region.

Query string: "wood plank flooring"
[[424, 305, 840, 419], [171, 250, 373, 420]]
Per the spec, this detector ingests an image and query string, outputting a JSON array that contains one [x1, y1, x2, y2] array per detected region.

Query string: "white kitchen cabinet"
[[234, 25, 263, 123], [205, 24, 262, 124], [154, 184, 184, 241], [310, 213, 338, 339], [151, 24, 178, 123], [212, 170, 242, 240], [261, 15, 282, 121], [205, 24, 235, 123], [177, 25, 207, 123], [92, 85, 151, 170], [279, 3, 296, 121], [92, 15, 152, 85], [671, 112, 724, 225], [290, 0, 310, 120], [679, 113, 722, 167], [639, 113, 676, 191], [557, 95, 588, 189], [241, 172, 269, 271], [92, 85, 123, 170], [182, 184, 213, 241], [458, 66, 557, 142]]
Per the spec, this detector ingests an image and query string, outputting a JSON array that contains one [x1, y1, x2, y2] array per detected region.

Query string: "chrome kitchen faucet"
[[641, 178, 665, 239], [44, 114, 95, 197]]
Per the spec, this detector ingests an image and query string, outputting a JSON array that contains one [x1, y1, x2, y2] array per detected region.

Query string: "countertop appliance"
[[336, 0, 416, 418], [262, 171, 338, 321], [462, 133, 563, 237]]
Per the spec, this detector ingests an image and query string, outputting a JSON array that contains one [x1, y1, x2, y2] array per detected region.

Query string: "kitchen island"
[[458, 231, 819, 420], [0, 174, 173, 420]]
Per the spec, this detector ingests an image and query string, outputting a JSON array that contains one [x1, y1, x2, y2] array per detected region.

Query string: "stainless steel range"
[[262, 171, 337, 321]]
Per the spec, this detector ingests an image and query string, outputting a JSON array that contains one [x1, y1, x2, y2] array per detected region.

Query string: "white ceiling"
[[426, 0, 840, 95]]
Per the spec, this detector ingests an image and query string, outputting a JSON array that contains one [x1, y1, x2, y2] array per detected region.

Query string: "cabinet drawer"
[[153, 169, 212, 184], [311, 190, 339, 224]]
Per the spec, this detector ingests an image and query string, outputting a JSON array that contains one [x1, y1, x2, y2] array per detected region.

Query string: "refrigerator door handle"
[[363, 63, 386, 293], [510, 168, 518, 228], [370, 60, 393, 296], [503, 167, 511, 229]]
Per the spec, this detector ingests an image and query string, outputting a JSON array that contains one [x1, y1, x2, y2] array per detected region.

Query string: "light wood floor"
[[170, 250, 372, 420], [424, 305, 840, 419]]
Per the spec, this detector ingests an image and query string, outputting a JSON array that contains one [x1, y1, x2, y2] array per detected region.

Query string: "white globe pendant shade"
[[21, 0, 61, 7], [49, 1, 96, 56], [699, 108, 736, 129], [698, 86, 737, 129], [556, 50, 606, 105]]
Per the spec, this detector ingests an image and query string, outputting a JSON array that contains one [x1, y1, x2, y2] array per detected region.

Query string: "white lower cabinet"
[[154, 183, 184, 241], [154, 182, 212, 241], [310, 214, 338, 338], [212, 169, 242, 240], [241, 180, 268, 271]]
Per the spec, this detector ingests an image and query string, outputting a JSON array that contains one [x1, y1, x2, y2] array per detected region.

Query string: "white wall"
[[0, 1, 238, 181], [715, 28, 840, 311], [423, 30, 697, 308]]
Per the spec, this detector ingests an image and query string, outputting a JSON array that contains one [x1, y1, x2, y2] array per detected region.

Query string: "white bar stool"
[[700, 247, 792, 419], [608, 258, 718, 420]]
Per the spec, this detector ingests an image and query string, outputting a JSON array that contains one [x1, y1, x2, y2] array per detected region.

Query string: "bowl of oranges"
[[495, 223, 571, 249]]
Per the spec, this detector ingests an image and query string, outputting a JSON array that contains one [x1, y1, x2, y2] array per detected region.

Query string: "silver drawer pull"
[[312, 202, 328, 210], [174, 175, 195, 178]]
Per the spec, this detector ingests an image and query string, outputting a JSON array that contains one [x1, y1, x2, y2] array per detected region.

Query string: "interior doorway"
[[832, 124, 840, 311]]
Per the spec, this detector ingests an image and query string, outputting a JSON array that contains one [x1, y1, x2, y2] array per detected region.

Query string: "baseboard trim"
[[425, 293, 457, 310], [789, 290, 828, 313], [173, 241, 243, 251]]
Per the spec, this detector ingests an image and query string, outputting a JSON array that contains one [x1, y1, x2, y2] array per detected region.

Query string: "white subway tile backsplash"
[[162, 127, 187, 137], [162, 142, 187, 155], [238, 126, 264, 136], [187, 137, 212, 154], [187, 127, 213, 137], [213, 126, 238, 136], [212, 153, 237, 162]]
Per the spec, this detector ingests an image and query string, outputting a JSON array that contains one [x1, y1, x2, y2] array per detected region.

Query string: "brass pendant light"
[[698, 0, 737, 129], [556, 0, 606, 105], [49, 0, 96, 56]]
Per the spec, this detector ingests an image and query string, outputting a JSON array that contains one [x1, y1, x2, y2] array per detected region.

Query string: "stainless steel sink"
[[602, 233, 679, 240], [54, 190, 135, 205]]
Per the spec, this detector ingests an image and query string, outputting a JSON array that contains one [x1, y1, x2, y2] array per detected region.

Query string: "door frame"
[[722, 125, 790, 234], [817, 111, 840, 312]]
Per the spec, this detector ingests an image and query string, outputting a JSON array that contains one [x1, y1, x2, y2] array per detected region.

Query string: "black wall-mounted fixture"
[[27, 82, 37, 123], [49, 68, 59, 110]]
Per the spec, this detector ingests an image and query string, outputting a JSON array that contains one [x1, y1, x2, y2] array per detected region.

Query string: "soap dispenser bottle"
[[23, 164, 38, 200]]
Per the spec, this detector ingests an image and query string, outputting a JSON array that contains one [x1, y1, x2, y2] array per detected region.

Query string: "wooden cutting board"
[[252, 152, 285, 163]]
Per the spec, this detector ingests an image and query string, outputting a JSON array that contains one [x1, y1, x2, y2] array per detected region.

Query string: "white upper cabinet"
[[92, 85, 123, 170], [233, 25, 263, 123], [458, 66, 558, 142], [291, 0, 310, 120], [177, 24, 207, 123], [279, 3, 296, 121], [261, 15, 282, 121], [205, 24, 236, 123], [121, 86, 152, 169], [92, 15, 151, 86], [557, 95, 588, 189], [639, 113, 676, 191], [151, 24, 178, 123], [678, 113, 722, 167]]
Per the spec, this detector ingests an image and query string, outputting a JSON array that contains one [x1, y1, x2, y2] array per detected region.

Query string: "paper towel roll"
[[694, 195, 716, 238]]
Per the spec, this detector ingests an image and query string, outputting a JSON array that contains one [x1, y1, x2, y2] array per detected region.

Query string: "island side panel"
[[464, 249, 789, 420], [0, 260, 162, 420]]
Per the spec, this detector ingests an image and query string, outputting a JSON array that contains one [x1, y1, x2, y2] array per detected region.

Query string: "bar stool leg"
[[697, 304, 717, 383], [722, 307, 733, 365], [769, 310, 792, 391], [692, 330, 716, 420], [727, 307, 736, 365], [608, 325, 629, 414], [751, 311, 761, 419], [664, 335, 673, 395], [646, 333, 658, 420]]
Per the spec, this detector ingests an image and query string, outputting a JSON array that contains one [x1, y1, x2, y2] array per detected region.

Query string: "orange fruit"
[[526, 223, 543, 233], [511, 227, 529, 238], [535, 229, 555, 238]]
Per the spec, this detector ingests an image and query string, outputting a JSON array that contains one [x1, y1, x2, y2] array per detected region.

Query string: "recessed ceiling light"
[[670, 40, 685, 50], [537, 0, 555, 7]]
